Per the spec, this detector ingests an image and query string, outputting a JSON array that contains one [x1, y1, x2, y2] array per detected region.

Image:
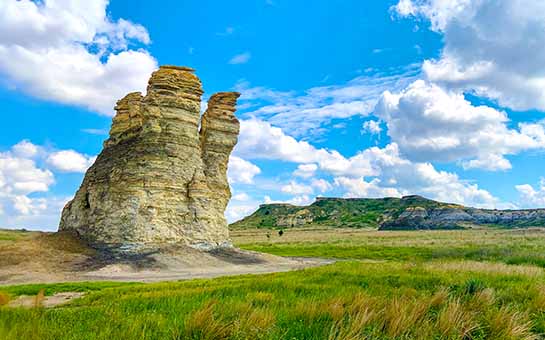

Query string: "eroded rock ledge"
[[59, 66, 240, 250]]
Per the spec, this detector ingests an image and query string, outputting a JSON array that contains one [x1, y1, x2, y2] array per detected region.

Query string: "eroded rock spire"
[[59, 66, 240, 249]]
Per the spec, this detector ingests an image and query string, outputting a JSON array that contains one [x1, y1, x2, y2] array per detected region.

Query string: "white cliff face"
[[59, 66, 240, 249]]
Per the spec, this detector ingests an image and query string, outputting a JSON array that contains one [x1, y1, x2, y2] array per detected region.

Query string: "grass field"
[[2, 228, 545, 339]]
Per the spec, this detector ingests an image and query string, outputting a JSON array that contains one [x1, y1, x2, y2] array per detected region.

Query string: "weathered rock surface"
[[381, 197, 545, 230], [59, 66, 240, 249]]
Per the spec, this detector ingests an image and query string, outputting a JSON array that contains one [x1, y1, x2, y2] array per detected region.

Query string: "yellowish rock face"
[[59, 66, 240, 249]]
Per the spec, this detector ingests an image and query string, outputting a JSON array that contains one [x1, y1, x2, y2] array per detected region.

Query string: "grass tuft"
[[487, 307, 536, 340], [436, 298, 479, 338], [34, 289, 45, 308], [0, 292, 9, 306], [182, 301, 231, 340]]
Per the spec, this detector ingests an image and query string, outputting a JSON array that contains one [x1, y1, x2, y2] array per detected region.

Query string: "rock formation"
[[59, 66, 240, 249]]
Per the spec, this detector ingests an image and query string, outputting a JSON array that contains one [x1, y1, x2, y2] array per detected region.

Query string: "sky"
[[1, 0, 545, 231]]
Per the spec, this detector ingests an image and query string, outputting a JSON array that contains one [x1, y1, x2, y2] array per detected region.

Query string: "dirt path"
[[8, 292, 86, 308], [0, 230, 333, 285]]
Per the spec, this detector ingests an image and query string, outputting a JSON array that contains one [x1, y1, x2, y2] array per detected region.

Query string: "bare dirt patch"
[[0, 230, 332, 285], [8, 292, 85, 308]]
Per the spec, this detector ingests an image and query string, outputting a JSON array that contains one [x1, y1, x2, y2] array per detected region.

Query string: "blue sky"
[[1, 0, 544, 230]]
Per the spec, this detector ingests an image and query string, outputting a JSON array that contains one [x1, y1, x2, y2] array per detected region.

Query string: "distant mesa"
[[233, 196, 545, 230], [60, 66, 241, 251]]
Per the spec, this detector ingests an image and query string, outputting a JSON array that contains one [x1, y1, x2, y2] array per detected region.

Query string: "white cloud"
[[293, 163, 318, 178], [236, 118, 397, 178], [281, 181, 313, 195], [393, 0, 545, 111], [225, 201, 259, 222], [375, 80, 545, 170], [333, 143, 498, 208], [225, 191, 262, 223], [12, 139, 39, 158], [228, 156, 261, 184], [362, 120, 382, 135], [235, 66, 418, 136], [228, 52, 251, 65], [0, 0, 158, 115], [334, 177, 401, 198], [516, 178, 545, 208], [0, 196, 70, 231], [0, 153, 53, 195], [46, 150, 96, 173], [0, 140, 101, 230], [264, 195, 314, 206], [236, 118, 500, 208], [235, 119, 339, 163], [235, 119, 379, 178], [232, 192, 251, 201], [461, 154, 511, 172], [12, 195, 47, 215], [0, 141, 67, 230], [311, 179, 333, 193], [392, 0, 417, 16]]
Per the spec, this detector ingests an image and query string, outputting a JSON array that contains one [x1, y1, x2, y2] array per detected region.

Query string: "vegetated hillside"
[[230, 195, 545, 230]]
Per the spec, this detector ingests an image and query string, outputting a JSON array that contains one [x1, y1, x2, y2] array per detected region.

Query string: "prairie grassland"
[[1, 228, 545, 339], [234, 228, 545, 267]]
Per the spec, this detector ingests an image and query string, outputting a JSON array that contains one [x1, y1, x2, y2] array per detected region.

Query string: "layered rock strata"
[[59, 66, 240, 249], [380, 204, 545, 230]]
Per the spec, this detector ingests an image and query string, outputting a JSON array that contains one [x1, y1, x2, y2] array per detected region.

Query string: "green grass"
[[2, 261, 545, 339], [239, 243, 545, 267], [1, 281, 139, 297], [237, 229, 545, 267], [2, 229, 545, 339], [0, 229, 31, 242]]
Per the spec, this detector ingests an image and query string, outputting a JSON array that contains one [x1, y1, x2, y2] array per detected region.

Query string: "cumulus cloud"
[[0, 0, 158, 115], [516, 178, 545, 208], [293, 163, 318, 179], [47, 150, 96, 173], [311, 179, 333, 193], [375, 80, 545, 170], [235, 119, 378, 178], [235, 119, 344, 164], [362, 120, 382, 135], [0, 152, 53, 195], [12, 140, 40, 158], [281, 181, 314, 195], [264, 195, 314, 206], [333, 143, 498, 208], [232, 192, 251, 201], [461, 154, 512, 172], [235, 118, 500, 208], [1, 196, 70, 231], [0, 140, 97, 230], [225, 201, 259, 222], [0, 142, 62, 230], [225, 191, 262, 223], [393, 0, 545, 111], [334, 177, 401, 198], [228, 156, 261, 184]]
